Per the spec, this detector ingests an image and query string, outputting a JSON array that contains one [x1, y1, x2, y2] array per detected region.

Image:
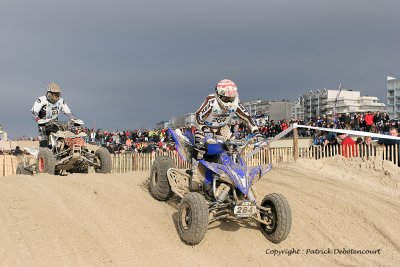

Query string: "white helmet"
[[215, 79, 239, 111], [46, 82, 61, 104]]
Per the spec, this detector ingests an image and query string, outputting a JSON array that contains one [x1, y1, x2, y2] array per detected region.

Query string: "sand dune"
[[0, 157, 399, 266]]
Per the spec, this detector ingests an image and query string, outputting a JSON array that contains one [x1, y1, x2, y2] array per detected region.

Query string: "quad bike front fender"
[[248, 164, 273, 185]]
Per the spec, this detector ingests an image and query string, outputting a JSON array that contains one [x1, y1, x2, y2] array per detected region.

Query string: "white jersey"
[[31, 96, 72, 122], [195, 94, 258, 133]]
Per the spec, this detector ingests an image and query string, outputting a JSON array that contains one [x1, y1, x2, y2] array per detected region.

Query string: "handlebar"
[[38, 119, 84, 127], [39, 120, 85, 134], [203, 133, 268, 154], [225, 139, 251, 147]]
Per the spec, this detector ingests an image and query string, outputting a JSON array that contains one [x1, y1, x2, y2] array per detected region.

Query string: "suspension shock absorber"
[[214, 183, 230, 202]]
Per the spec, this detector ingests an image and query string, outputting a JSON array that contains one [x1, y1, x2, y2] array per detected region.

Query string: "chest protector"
[[44, 100, 64, 120], [202, 98, 238, 129]]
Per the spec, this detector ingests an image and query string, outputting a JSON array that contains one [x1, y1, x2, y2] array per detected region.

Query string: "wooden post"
[[113, 154, 116, 173], [383, 145, 386, 162], [2, 155, 5, 177], [124, 154, 127, 173], [292, 127, 299, 161], [11, 156, 14, 175], [128, 153, 131, 172], [273, 148, 276, 164], [132, 153, 135, 171], [391, 145, 395, 165], [134, 153, 137, 171], [114, 154, 117, 173]]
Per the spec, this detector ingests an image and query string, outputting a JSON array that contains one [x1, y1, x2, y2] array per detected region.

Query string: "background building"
[[325, 91, 386, 115], [0, 125, 7, 141], [301, 88, 386, 121], [242, 99, 270, 116], [300, 89, 331, 120], [269, 101, 292, 121], [291, 98, 304, 120], [163, 85, 387, 128], [242, 99, 292, 121], [387, 76, 400, 119], [168, 113, 196, 128], [155, 121, 170, 129]]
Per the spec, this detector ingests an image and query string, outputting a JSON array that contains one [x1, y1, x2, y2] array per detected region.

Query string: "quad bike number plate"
[[234, 201, 257, 218]]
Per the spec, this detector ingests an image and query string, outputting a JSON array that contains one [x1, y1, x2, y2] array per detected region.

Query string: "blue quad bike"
[[149, 128, 291, 245]]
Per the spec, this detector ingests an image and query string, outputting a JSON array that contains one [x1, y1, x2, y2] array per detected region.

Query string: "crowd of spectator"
[[0, 146, 26, 156], [4, 111, 399, 156], [298, 111, 398, 146], [79, 127, 186, 154], [78, 111, 398, 154]]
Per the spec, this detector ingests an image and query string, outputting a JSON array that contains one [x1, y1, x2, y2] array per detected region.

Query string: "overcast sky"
[[1, 0, 399, 138]]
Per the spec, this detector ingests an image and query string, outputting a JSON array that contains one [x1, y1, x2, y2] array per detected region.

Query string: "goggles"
[[220, 95, 235, 103]]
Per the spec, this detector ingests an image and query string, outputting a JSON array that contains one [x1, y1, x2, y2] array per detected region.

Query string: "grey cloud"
[[1, 0, 399, 137]]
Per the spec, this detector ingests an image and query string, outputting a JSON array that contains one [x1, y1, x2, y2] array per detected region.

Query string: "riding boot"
[[187, 159, 202, 191]]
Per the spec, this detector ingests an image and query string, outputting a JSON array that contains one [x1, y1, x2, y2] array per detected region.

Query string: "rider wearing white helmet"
[[194, 79, 259, 158], [31, 82, 82, 147]]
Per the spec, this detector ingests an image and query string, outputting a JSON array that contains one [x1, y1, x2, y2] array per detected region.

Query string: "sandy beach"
[[0, 157, 399, 266]]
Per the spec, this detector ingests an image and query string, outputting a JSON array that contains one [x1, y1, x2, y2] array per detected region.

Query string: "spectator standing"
[[374, 111, 382, 125], [344, 113, 352, 129], [364, 111, 374, 132], [90, 130, 96, 143], [382, 112, 390, 123], [337, 132, 358, 158], [126, 138, 133, 150], [313, 130, 325, 146], [12, 146, 24, 156], [142, 141, 153, 153], [362, 136, 375, 158], [324, 133, 339, 157], [377, 127, 400, 166], [280, 120, 289, 131]]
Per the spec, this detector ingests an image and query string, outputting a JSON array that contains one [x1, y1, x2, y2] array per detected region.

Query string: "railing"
[[110, 151, 191, 173], [0, 155, 21, 177], [255, 144, 398, 165], [107, 144, 400, 172], [0, 144, 398, 177]]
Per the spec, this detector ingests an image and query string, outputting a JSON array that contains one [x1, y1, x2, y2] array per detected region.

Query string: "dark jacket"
[[377, 137, 400, 166]]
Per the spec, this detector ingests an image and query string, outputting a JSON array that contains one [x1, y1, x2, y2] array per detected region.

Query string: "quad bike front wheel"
[[149, 156, 175, 201], [177, 192, 209, 245], [16, 162, 32, 175], [259, 193, 291, 244], [94, 147, 112, 173], [36, 148, 56, 174]]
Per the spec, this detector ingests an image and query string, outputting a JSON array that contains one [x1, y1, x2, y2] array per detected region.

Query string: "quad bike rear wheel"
[[149, 156, 175, 201], [94, 147, 112, 173], [177, 192, 209, 245], [259, 193, 291, 244], [36, 148, 56, 174]]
